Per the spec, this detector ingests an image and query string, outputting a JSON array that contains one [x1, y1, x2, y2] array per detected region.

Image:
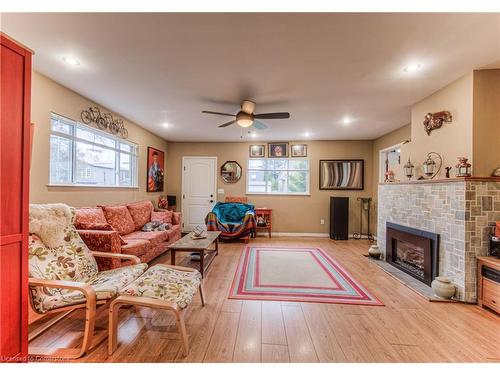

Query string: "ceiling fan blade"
[[252, 120, 268, 130], [218, 120, 237, 128], [202, 110, 236, 117], [254, 112, 290, 119]]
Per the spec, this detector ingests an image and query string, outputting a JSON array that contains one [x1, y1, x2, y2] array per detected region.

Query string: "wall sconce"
[[403, 157, 414, 180], [422, 152, 442, 179], [423, 111, 452, 135]]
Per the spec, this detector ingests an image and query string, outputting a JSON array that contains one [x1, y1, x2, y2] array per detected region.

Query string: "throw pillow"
[[151, 210, 173, 224], [127, 200, 154, 231], [76, 222, 127, 245], [75, 207, 107, 229], [496, 221, 500, 237], [101, 205, 136, 236]]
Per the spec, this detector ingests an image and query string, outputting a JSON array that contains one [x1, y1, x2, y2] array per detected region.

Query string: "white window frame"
[[48, 112, 139, 188], [379, 143, 402, 182], [246, 158, 310, 196]]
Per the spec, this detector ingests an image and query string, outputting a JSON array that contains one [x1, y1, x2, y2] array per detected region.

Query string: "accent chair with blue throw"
[[205, 197, 256, 242]]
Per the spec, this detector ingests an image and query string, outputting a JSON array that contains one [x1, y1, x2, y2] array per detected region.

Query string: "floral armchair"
[[28, 204, 147, 359]]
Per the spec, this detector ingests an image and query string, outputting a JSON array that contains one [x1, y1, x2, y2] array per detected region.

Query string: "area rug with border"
[[229, 246, 383, 306]]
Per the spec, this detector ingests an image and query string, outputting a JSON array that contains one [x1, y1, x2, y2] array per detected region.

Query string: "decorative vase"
[[368, 244, 381, 259], [431, 276, 456, 299], [384, 170, 395, 182]]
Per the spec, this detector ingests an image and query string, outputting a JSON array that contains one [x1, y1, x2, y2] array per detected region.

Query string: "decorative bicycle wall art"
[[80, 106, 129, 139]]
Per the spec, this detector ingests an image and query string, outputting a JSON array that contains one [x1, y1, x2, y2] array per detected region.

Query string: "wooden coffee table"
[[168, 231, 221, 278]]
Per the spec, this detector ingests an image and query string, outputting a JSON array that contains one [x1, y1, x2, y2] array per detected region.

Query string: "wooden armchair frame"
[[28, 251, 141, 360], [108, 264, 205, 357]]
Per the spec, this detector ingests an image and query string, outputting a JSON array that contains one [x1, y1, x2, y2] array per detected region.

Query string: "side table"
[[255, 208, 272, 238]]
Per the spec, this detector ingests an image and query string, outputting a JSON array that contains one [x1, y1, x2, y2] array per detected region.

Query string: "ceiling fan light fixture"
[[237, 118, 254, 127], [236, 111, 254, 127]]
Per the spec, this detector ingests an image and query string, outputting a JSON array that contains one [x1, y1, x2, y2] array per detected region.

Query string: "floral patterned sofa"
[[75, 200, 182, 270]]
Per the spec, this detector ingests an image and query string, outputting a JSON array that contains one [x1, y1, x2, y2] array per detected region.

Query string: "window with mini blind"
[[49, 113, 138, 187], [246, 158, 310, 195]]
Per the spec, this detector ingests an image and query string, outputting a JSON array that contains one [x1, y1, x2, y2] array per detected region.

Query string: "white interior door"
[[181, 156, 217, 232]]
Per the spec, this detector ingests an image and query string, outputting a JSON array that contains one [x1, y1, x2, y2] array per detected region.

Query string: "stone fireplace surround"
[[378, 178, 500, 302]]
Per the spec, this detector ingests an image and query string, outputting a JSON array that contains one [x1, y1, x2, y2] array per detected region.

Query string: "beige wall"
[[30, 72, 168, 206], [473, 69, 500, 176], [403, 72, 474, 179], [166, 141, 374, 234]]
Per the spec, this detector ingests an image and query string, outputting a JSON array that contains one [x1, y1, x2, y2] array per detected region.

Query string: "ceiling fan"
[[202, 100, 290, 130]]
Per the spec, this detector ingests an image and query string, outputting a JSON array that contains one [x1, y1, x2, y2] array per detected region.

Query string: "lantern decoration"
[[455, 157, 472, 177], [403, 157, 414, 180], [422, 152, 442, 179]]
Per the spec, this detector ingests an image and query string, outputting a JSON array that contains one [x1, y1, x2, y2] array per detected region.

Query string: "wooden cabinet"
[[477, 257, 500, 314], [0, 33, 32, 362]]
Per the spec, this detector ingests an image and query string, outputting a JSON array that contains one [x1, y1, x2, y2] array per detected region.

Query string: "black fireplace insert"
[[386, 222, 439, 286]]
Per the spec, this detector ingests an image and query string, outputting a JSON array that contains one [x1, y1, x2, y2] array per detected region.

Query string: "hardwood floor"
[[29, 238, 500, 363]]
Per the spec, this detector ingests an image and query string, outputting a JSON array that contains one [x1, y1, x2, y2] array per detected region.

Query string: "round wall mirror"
[[221, 161, 242, 183]]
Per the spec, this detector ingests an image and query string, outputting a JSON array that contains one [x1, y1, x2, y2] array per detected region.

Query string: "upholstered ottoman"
[[108, 264, 205, 356]]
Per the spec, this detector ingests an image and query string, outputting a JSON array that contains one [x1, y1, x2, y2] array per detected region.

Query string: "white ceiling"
[[2, 13, 500, 142]]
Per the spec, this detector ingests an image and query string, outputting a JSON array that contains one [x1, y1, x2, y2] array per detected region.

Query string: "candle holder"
[[455, 157, 471, 177], [422, 152, 442, 179], [403, 157, 414, 180]]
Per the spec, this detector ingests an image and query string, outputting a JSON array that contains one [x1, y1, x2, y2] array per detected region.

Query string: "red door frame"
[[0, 33, 32, 362]]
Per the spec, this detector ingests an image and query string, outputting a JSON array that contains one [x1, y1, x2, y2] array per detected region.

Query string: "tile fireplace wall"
[[378, 179, 500, 302]]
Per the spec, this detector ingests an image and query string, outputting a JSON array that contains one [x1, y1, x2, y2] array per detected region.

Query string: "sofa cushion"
[[151, 210, 173, 224], [101, 205, 136, 235], [77, 222, 128, 245], [75, 207, 107, 229], [123, 230, 169, 245], [31, 263, 148, 313], [127, 200, 154, 231], [121, 239, 150, 258], [166, 225, 181, 240]]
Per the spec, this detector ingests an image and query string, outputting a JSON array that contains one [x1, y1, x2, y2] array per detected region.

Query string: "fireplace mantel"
[[379, 176, 500, 186], [377, 179, 499, 302]]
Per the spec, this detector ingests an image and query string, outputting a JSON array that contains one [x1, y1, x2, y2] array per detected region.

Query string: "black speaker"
[[330, 197, 349, 240]]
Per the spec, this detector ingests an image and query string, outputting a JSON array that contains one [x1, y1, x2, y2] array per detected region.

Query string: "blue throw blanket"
[[211, 202, 255, 224]]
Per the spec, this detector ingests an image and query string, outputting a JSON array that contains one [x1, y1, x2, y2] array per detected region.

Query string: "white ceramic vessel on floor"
[[431, 276, 456, 299]]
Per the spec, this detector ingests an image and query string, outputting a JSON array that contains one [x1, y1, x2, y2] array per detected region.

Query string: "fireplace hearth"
[[386, 222, 439, 286]]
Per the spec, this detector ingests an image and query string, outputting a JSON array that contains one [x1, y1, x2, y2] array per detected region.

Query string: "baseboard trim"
[[255, 232, 378, 240], [256, 232, 329, 238]]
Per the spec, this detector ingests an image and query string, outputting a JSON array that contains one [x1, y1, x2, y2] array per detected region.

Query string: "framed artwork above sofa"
[[147, 147, 165, 192]]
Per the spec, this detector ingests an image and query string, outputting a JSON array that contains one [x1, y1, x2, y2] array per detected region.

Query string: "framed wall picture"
[[291, 144, 307, 157], [268, 142, 289, 158], [319, 159, 364, 190], [249, 144, 265, 158], [147, 146, 165, 192]]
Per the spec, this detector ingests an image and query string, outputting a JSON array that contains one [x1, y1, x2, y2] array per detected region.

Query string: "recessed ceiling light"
[[342, 117, 351, 125], [404, 64, 421, 73], [62, 56, 80, 66], [251, 132, 257, 138], [304, 131, 311, 137], [162, 122, 169, 128]]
